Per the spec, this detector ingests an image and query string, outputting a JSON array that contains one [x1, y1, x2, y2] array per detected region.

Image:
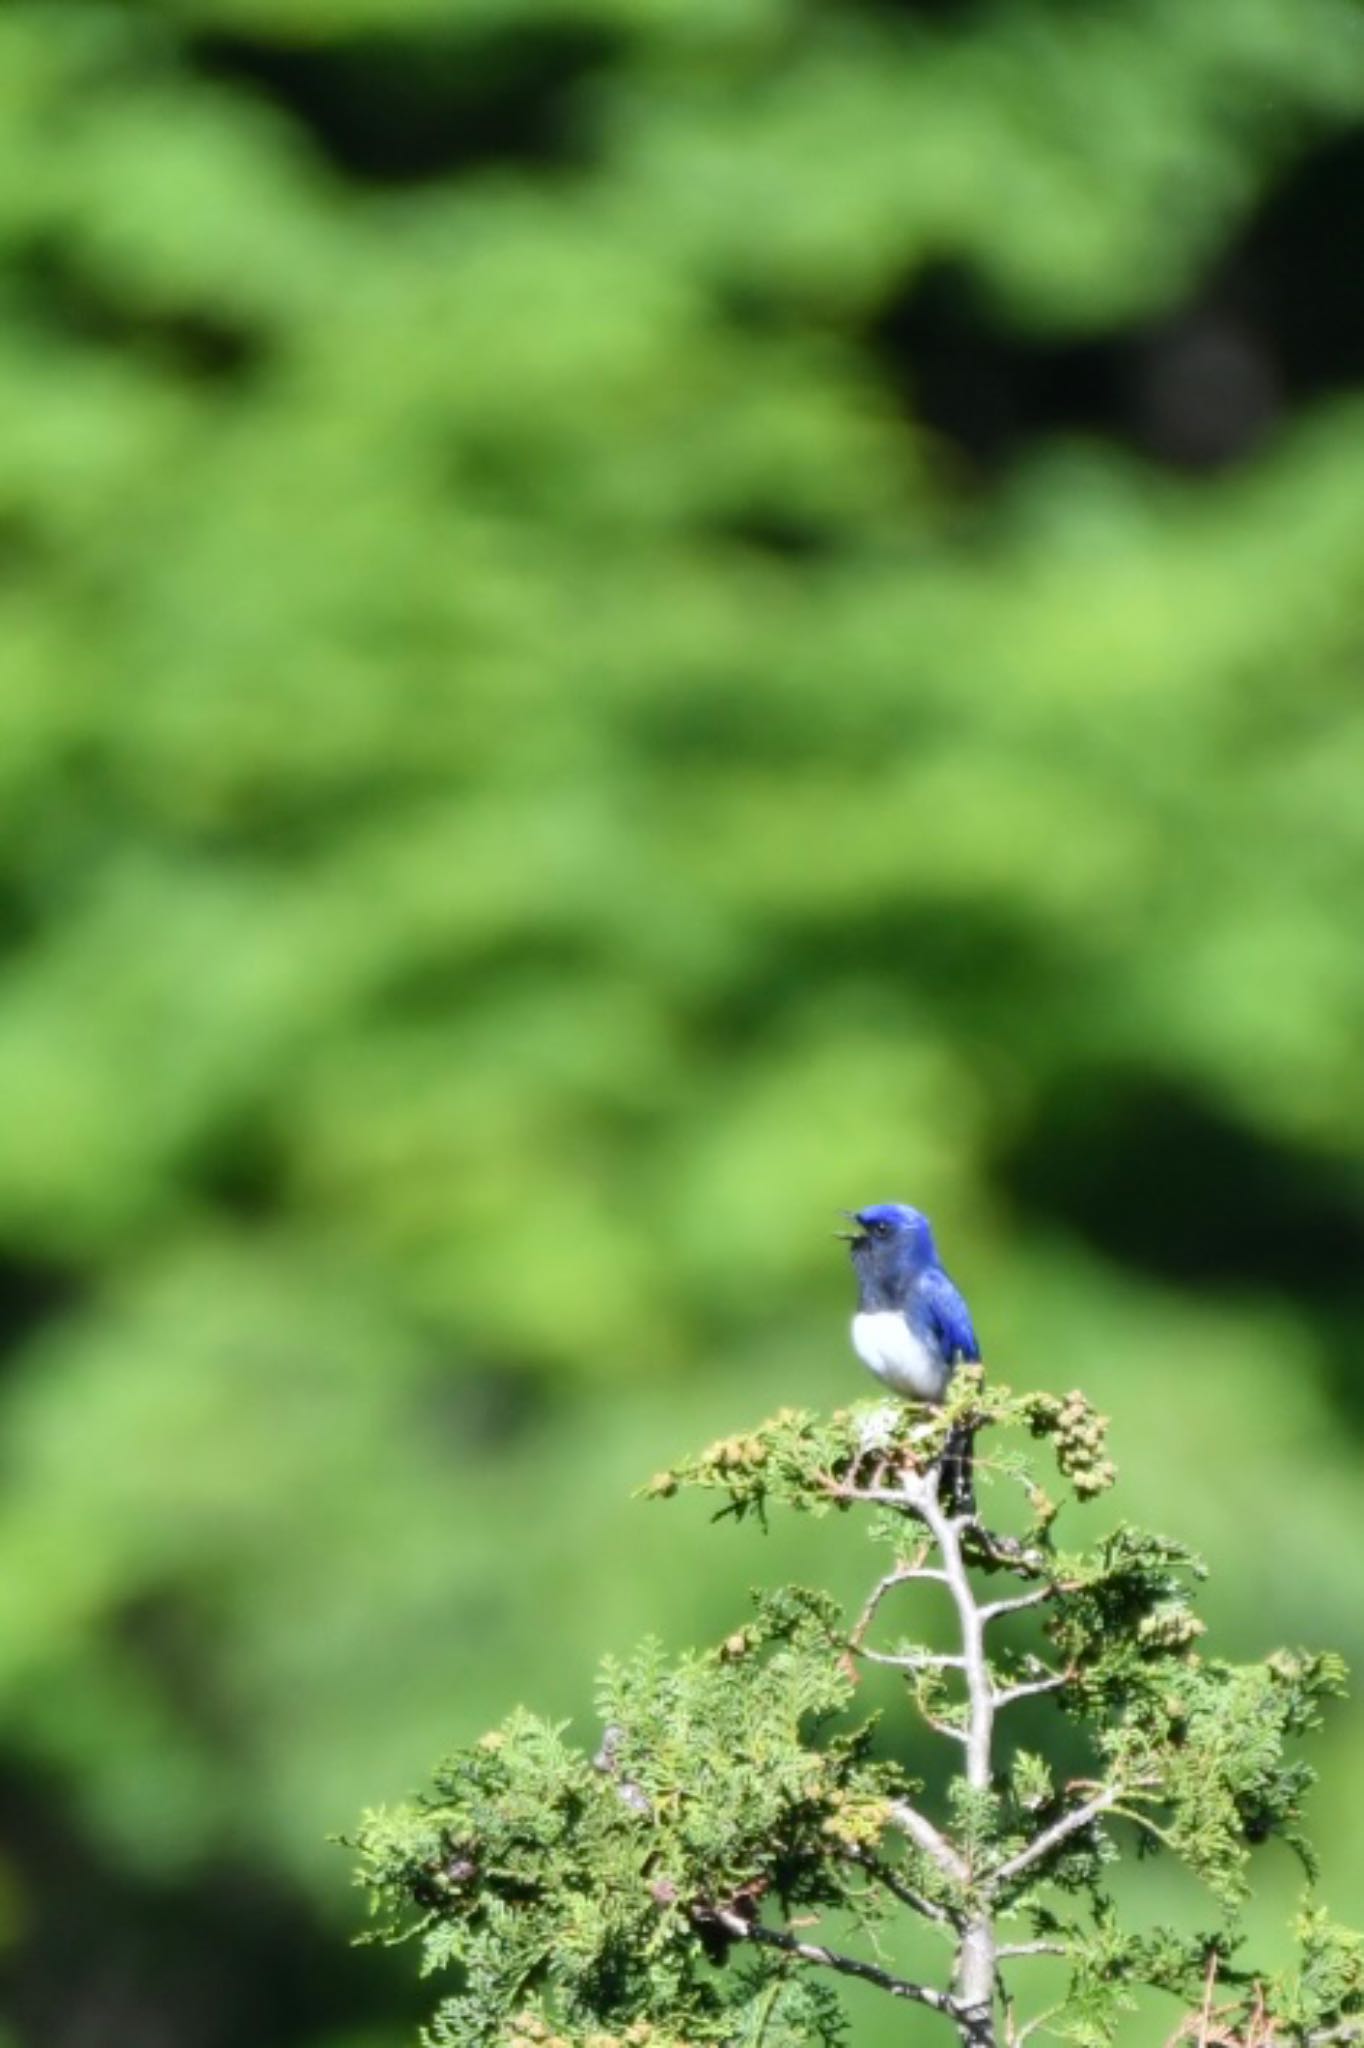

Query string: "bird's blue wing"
[[918, 1266, 981, 1363]]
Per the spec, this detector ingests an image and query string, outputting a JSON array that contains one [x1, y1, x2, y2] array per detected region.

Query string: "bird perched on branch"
[[840, 1202, 980, 1513]]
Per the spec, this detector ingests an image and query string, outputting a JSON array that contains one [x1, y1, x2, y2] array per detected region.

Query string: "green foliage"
[[1272, 1908, 1364, 2038], [355, 1394, 1363, 2046], [644, 1375, 1112, 1529], [357, 1612, 897, 2047]]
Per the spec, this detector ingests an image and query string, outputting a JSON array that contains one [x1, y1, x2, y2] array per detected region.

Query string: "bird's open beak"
[[833, 1209, 863, 1242]]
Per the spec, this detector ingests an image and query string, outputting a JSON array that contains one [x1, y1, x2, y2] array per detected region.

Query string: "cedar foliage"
[[355, 1387, 1363, 2047]]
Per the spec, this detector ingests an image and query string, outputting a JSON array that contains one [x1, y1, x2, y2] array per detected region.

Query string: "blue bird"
[[841, 1202, 980, 1512]]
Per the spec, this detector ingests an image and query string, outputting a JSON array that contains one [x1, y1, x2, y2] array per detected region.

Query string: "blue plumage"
[[915, 1264, 980, 1372], [843, 1201, 980, 1509]]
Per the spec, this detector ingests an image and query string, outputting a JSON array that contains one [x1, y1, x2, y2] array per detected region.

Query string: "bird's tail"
[[941, 1424, 975, 1517]]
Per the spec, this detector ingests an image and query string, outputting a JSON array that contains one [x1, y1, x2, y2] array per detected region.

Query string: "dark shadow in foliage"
[[708, 504, 845, 563], [998, 1064, 1364, 1296], [869, 123, 1364, 481], [0, 1761, 418, 2048], [416, 1357, 557, 1458], [0, 511, 49, 590], [182, 1115, 289, 1225], [873, 260, 1281, 479], [0, 1248, 83, 1367], [112, 1590, 251, 1762], [9, 236, 267, 390], [1237, 124, 1364, 396], [190, 22, 622, 184], [685, 901, 1071, 1054]]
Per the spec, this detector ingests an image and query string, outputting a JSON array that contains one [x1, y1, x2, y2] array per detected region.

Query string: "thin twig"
[[978, 1586, 1059, 1624], [922, 1713, 971, 1746], [845, 1847, 961, 1931], [848, 1556, 951, 1652], [987, 1789, 1119, 1893], [996, 1942, 1067, 1960], [888, 1799, 970, 1885], [824, 1482, 939, 1510], [848, 1565, 913, 1652], [966, 1528, 1053, 1580], [993, 1670, 1071, 1709], [860, 1648, 969, 1674], [1013, 2000, 1066, 2044], [709, 1909, 959, 2017], [1109, 1803, 1179, 1853]]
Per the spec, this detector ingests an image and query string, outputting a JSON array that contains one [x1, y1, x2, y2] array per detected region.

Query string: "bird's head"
[[839, 1201, 938, 1282]]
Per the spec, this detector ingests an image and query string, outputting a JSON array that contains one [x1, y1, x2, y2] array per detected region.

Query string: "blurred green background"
[[2, 0, 1363, 2041]]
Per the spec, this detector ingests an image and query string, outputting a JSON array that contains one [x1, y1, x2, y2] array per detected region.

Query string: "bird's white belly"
[[851, 1312, 949, 1401]]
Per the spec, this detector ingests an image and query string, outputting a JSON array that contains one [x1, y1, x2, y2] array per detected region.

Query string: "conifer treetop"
[[354, 1382, 1363, 2048]]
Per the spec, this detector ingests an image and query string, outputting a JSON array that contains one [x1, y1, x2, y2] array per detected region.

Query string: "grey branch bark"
[[992, 1669, 1069, 1709], [860, 1648, 968, 1673], [848, 1848, 962, 1930], [827, 1451, 1105, 2043], [888, 1797, 970, 1885], [916, 1469, 999, 2047], [986, 1788, 1119, 1893], [978, 1586, 1058, 1624], [710, 1908, 959, 2016]]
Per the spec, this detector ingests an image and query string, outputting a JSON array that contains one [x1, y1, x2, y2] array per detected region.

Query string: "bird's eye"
[[870, 1220, 890, 1238]]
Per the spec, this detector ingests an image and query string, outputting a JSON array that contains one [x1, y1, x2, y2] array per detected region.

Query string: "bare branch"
[[844, 1847, 962, 1930], [917, 1480, 994, 1794], [849, 1565, 910, 1650], [825, 1481, 939, 1511], [966, 1528, 1053, 1580], [1010, 1999, 1066, 2045], [987, 1789, 1119, 1893], [860, 1648, 968, 1674], [922, 1713, 971, 1746], [708, 1908, 959, 2017], [848, 1556, 951, 1650], [993, 1670, 1070, 1710], [837, 1444, 1094, 2039], [1108, 1804, 1179, 1853], [888, 1798, 970, 1885], [915, 1464, 1000, 2034], [978, 1586, 1058, 1625]]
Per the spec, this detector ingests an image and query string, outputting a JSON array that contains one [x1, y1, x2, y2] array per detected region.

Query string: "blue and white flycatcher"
[[842, 1201, 980, 1512]]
